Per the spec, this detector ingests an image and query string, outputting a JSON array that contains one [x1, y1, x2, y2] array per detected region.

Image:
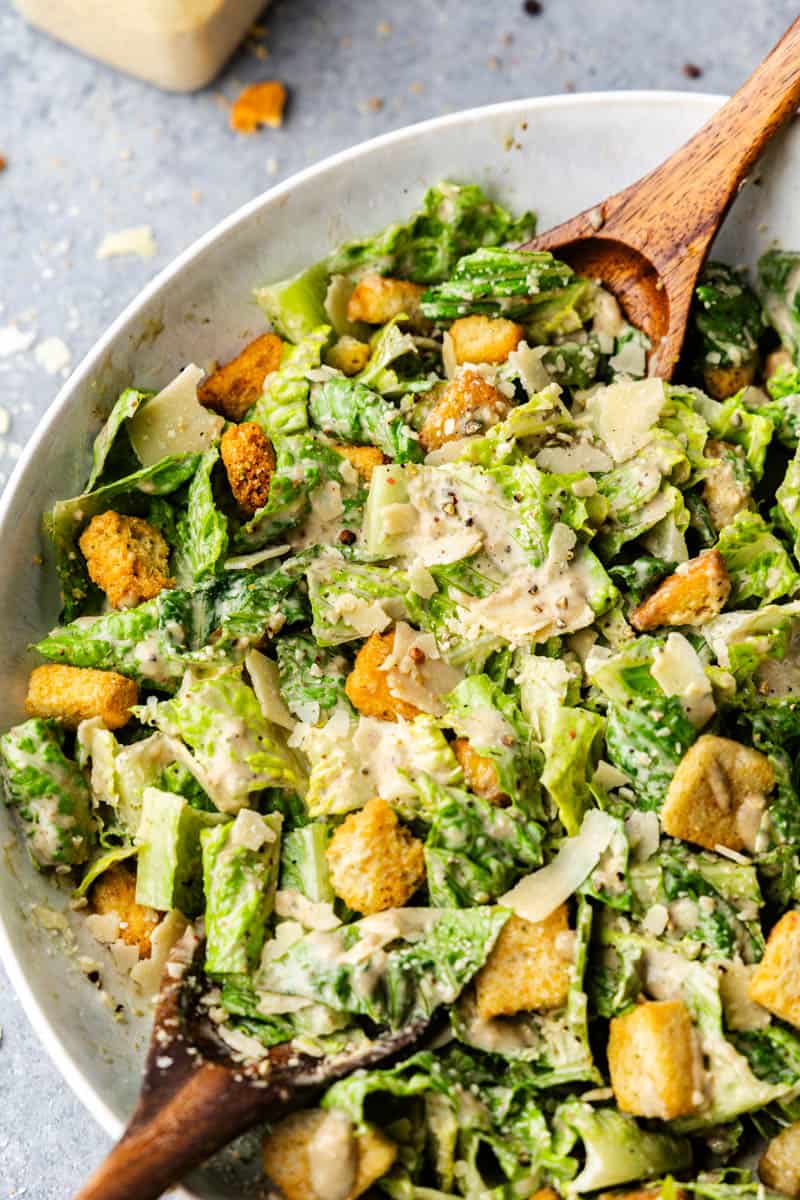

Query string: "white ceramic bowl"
[[3, 91, 800, 1196]]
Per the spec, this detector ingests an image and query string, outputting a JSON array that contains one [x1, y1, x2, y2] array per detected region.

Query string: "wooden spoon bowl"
[[523, 15, 800, 378], [74, 926, 435, 1200]]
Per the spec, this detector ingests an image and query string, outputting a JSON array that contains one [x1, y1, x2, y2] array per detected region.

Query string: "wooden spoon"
[[522, 15, 800, 379], [73, 926, 435, 1200]]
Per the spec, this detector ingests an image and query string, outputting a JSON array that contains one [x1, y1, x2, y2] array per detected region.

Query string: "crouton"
[[531, 1191, 561, 1200], [661, 734, 775, 853], [198, 332, 283, 422], [448, 315, 524, 365], [608, 1000, 702, 1120], [327, 335, 371, 376], [230, 81, 287, 134], [262, 1109, 396, 1200], [419, 369, 511, 452], [629, 549, 730, 631], [452, 737, 507, 805], [79, 511, 173, 609], [90, 863, 159, 957], [25, 664, 138, 731], [702, 439, 751, 531], [331, 443, 387, 482], [474, 906, 572, 1019], [346, 274, 426, 329], [704, 361, 756, 402], [765, 348, 794, 382], [220, 421, 275, 515], [760, 1119, 800, 1197], [326, 796, 425, 915], [749, 911, 800, 1029], [345, 630, 421, 722]]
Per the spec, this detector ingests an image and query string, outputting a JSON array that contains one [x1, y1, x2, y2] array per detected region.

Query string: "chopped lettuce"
[[692, 261, 763, 372], [0, 719, 93, 867], [758, 248, 800, 362], [717, 510, 800, 606], [135, 785, 226, 915], [421, 247, 576, 322], [309, 377, 422, 462], [259, 906, 509, 1027], [136, 667, 306, 812], [201, 809, 282, 975], [422, 776, 543, 906], [173, 446, 228, 584]]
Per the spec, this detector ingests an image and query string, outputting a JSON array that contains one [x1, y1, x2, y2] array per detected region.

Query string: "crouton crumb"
[[326, 796, 425, 915], [230, 81, 287, 133], [453, 737, 508, 804], [90, 864, 159, 957], [331, 443, 387, 481], [345, 630, 421, 721], [26, 664, 138, 730], [220, 421, 276, 515], [198, 332, 283, 422], [448, 315, 524, 365], [347, 274, 427, 329], [79, 511, 173, 609]]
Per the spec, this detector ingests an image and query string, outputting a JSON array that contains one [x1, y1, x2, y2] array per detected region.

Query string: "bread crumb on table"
[[230, 81, 287, 133]]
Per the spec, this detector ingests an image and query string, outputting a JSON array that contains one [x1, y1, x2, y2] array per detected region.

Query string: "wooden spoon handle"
[[603, 15, 800, 266], [73, 1064, 266, 1200]]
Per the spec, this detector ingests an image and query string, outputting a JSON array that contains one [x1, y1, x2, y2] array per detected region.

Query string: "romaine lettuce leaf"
[[259, 906, 509, 1027], [137, 667, 306, 812], [0, 718, 93, 867]]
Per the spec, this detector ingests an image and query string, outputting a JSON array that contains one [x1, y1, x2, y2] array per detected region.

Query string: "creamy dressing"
[[308, 1110, 358, 1200], [457, 524, 596, 645]]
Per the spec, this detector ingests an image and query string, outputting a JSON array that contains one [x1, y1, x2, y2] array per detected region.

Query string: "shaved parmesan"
[[536, 441, 612, 474], [96, 225, 157, 260], [229, 808, 275, 852], [128, 364, 224, 467], [507, 341, 551, 395], [246, 649, 295, 730], [499, 808, 616, 923], [130, 909, 189, 995], [651, 632, 715, 728], [586, 378, 666, 463]]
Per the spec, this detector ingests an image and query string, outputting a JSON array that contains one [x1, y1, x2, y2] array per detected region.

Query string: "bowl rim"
[[0, 88, 726, 1149]]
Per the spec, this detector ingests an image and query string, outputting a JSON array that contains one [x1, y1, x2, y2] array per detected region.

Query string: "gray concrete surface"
[[0, 0, 798, 1194]]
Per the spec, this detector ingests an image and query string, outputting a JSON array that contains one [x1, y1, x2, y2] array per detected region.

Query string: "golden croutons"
[[608, 1000, 702, 1121], [453, 737, 507, 805], [326, 335, 371, 376], [760, 1119, 800, 1197], [418, 369, 511, 452], [702, 439, 751, 532], [703, 361, 756, 402], [220, 421, 276, 515], [26, 664, 138, 730], [531, 1191, 562, 1200], [345, 630, 421, 722], [331, 443, 387, 482], [661, 734, 775, 854], [79, 511, 173, 609], [749, 911, 800, 1028], [262, 1109, 396, 1200], [198, 332, 283, 422], [346, 274, 426, 329], [230, 81, 287, 134], [326, 796, 425, 916], [448, 315, 524, 365], [474, 906, 572, 1019], [629, 549, 731, 631], [90, 863, 159, 957]]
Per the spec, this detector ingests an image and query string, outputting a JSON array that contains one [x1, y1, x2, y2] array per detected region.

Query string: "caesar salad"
[[3, 182, 800, 1199]]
